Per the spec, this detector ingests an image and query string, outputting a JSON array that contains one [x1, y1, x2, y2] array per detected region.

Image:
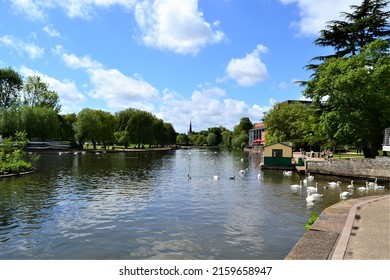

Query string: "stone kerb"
[[307, 157, 390, 179]]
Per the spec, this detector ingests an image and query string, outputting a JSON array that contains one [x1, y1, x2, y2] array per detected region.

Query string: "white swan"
[[307, 183, 318, 194], [307, 173, 314, 180], [373, 183, 385, 190], [257, 172, 261, 179], [283, 171, 292, 176], [347, 180, 354, 189], [239, 168, 248, 176], [357, 182, 369, 191], [213, 172, 220, 180], [328, 181, 341, 187], [306, 189, 323, 202], [291, 181, 302, 189], [368, 178, 377, 188], [339, 189, 352, 199]]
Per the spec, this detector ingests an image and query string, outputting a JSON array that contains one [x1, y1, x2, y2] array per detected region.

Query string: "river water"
[[0, 149, 388, 259]]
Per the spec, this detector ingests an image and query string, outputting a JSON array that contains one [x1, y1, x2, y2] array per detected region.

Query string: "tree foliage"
[[0, 68, 23, 109], [304, 40, 390, 157], [23, 75, 61, 113], [263, 102, 320, 147]]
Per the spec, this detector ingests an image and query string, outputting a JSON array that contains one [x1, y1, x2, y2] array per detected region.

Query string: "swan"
[[291, 181, 302, 189], [213, 172, 220, 180], [373, 183, 385, 190], [347, 180, 354, 189], [307, 183, 318, 194], [368, 178, 377, 188], [339, 189, 352, 199], [357, 182, 369, 191], [257, 172, 261, 179], [306, 189, 323, 202], [283, 171, 292, 176], [328, 181, 341, 187], [307, 173, 314, 180]]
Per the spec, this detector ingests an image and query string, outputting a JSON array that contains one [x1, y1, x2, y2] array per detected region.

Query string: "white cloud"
[[52, 45, 103, 69], [134, 0, 225, 55], [279, 0, 363, 36], [43, 24, 63, 38], [53, 46, 159, 110], [87, 68, 159, 109], [0, 35, 44, 59], [10, 0, 136, 20], [160, 86, 270, 133], [223, 44, 270, 87], [20, 66, 87, 113]]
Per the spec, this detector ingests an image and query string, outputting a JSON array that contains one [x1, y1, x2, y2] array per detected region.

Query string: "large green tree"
[[263, 102, 320, 148], [74, 108, 104, 149], [304, 40, 390, 158], [0, 68, 23, 109], [303, 0, 390, 76], [23, 75, 61, 113]]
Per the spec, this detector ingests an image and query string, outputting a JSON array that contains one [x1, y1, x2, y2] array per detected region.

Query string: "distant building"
[[249, 123, 266, 146], [188, 122, 193, 135]]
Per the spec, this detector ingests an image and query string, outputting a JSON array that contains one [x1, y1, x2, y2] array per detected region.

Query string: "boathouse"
[[262, 142, 293, 169]]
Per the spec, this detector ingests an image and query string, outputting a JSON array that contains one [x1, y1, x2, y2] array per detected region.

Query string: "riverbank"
[[25, 146, 175, 154], [285, 194, 390, 260], [0, 169, 35, 179]]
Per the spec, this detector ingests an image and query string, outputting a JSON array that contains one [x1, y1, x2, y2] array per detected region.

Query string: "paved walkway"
[[285, 194, 390, 260]]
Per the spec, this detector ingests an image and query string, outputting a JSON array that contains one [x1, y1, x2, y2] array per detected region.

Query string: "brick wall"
[[307, 157, 390, 180]]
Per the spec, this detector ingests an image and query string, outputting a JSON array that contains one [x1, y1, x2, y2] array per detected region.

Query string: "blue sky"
[[0, 0, 364, 133]]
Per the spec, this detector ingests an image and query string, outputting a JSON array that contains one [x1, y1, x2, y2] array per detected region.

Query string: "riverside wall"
[[306, 156, 390, 181]]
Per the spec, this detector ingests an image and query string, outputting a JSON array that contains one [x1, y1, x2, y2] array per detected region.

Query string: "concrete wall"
[[307, 157, 390, 180]]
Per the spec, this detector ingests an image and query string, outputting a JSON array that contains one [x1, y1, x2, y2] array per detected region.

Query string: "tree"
[[0, 105, 21, 137], [23, 75, 61, 113], [74, 108, 103, 149], [302, 0, 390, 81], [19, 106, 60, 140], [0, 68, 23, 109], [59, 113, 77, 146], [263, 102, 319, 147], [127, 109, 155, 148], [233, 117, 253, 135], [304, 40, 390, 158]]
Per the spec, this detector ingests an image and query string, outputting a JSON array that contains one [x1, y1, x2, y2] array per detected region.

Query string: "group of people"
[[299, 148, 333, 160]]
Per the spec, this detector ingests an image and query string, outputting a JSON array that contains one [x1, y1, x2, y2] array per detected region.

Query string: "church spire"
[[188, 121, 193, 135]]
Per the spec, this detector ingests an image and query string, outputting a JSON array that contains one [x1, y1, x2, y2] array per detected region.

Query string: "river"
[[0, 149, 388, 259]]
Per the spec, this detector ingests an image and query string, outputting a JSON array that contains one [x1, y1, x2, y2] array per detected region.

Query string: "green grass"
[[304, 213, 319, 231]]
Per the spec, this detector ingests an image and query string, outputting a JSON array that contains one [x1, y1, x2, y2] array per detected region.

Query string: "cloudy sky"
[[0, 0, 364, 133]]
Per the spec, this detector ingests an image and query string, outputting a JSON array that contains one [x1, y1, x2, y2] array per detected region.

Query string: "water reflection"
[[0, 150, 388, 259]]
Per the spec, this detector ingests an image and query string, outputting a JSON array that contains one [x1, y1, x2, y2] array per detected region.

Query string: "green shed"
[[262, 142, 293, 169]]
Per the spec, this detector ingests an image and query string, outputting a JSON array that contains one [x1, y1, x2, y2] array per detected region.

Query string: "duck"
[[229, 175, 235, 180], [339, 189, 352, 199], [187, 174, 191, 181], [347, 180, 354, 189], [328, 181, 341, 187], [307, 183, 318, 194], [239, 168, 248, 176], [291, 181, 303, 189]]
